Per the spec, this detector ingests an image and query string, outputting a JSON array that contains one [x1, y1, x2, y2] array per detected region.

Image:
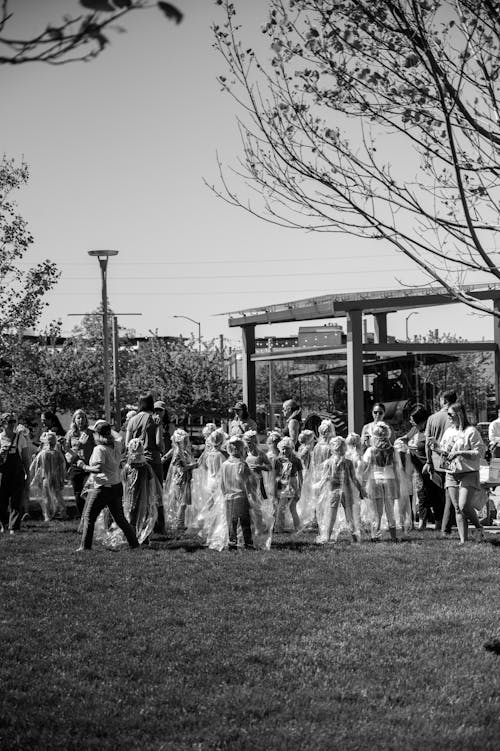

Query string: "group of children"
[[160, 417, 412, 550]]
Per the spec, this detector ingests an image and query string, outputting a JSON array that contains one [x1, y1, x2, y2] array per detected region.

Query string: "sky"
[[2, 0, 497, 349]]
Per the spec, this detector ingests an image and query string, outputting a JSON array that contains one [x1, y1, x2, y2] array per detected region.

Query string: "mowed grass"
[[1, 523, 500, 751]]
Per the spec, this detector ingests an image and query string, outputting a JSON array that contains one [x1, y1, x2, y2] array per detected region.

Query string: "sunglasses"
[[447, 412, 457, 418], [373, 410, 384, 415]]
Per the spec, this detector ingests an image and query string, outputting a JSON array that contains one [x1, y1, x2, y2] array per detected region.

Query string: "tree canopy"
[[0, 157, 60, 351], [213, 0, 500, 316]]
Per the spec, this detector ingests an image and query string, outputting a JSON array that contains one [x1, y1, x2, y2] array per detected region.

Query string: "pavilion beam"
[[363, 342, 498, 353], [346, 309, 364, 434], [241, 324, 256, 418], [494, 299, 500, 404]]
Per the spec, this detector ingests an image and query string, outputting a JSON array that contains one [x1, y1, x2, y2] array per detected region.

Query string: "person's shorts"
[[445, 470, 480, 490]]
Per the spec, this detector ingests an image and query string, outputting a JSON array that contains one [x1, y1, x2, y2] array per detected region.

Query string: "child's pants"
[[275, 492, 300, 532], [226, 496, 253, 548], [367, 479, 397, 539]]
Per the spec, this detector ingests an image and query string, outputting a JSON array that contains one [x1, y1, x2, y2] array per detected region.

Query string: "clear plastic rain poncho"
[[274, 436, 303, 533], [243, 430, 274, 549], [263, 430, 282, 516], [314, 436, 362, 543], [345, 431, 371, 532], [296, 429, 316, 528], [310, 420, 336, 529], [362, 423, 412, 539], [101, 438, 161, 548], [190, 422, 217, 531], [30, 431, 66, 521], [162, 429, 197, 531], [193, 429, 229, 551]]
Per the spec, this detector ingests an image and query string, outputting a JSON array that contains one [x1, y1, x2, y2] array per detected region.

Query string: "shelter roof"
[[222, 283, 500, 327]]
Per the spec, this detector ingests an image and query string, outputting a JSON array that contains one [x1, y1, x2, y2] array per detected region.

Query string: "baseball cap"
[[154, 400, 167, 411]]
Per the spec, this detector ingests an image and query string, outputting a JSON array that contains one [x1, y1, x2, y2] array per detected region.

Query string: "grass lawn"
[[1, 522, 500, 751]]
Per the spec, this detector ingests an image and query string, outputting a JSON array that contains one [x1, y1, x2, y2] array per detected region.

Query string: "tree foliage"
[[0, 157, 60, 351], [0, 331, 239, 422], [121, 336, 240, 419], [417, 329, 493, 416], [0, 0, 182, 65], [213, 0, 500, 316]]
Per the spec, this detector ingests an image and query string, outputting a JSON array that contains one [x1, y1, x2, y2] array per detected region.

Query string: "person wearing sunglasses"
[[361, 403, 394, 451], [430, 402, 486, 544]]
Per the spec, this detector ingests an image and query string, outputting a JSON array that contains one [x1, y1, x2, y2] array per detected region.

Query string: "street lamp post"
[[405, 311, 419, 340], [88, 249, 118, 422], [173, 315, 202, 352]]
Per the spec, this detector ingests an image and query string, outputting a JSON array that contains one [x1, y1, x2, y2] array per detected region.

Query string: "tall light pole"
[[405, 311, 419, 340], [173, 315, 202, 352], [88, 249, 118, 421]]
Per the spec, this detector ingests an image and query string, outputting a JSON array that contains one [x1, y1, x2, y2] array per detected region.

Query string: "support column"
[[241, 325, 256, 418], [346, 309, 364, 434], [494, 299, 500, 404], [374, 312, 388, 343]]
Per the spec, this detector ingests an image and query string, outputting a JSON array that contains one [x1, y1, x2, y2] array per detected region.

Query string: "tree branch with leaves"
[[0, 0, 182, 65], [212, 0, 500, 316]]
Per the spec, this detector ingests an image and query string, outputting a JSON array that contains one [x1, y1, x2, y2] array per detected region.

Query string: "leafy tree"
[[417, 329, 493, 417], [0, 157, 59, 351], [213, 0, 500, 316], [121, 336, 240, 420], [0, 1, 182, 65]]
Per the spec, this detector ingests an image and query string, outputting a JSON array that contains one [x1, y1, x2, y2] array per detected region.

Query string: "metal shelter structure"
[[223, 283, 500, 434]]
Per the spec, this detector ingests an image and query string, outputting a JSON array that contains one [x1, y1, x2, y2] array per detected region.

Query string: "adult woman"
[[282, 399, 302, 449], [0, 413, 31, 534], [64, 409, 95, 517], [228, 401, 257, 436], [361, 403, 394, 451], [77, 420, 139, 551], [432, 402, 486, 544]]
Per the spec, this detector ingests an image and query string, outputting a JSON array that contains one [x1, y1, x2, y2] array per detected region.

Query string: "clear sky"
[[2, 0, 496, 348]]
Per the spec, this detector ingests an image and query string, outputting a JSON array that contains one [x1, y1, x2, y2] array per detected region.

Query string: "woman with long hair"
[[431, 402, 486, 544], [64, 409, 95, 517]]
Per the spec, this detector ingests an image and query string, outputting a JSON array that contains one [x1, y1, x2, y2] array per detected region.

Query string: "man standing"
[[423, 389, 457, 536], [126, 394, 165, 533]]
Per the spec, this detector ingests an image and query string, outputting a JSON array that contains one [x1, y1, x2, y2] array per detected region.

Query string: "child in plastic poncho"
[[264, 430, 282, 517], [191, 422, 217, 522], [275, 436, 303, 533], [30, 431, 67, 521], [314, 436, 363, 544], [310, 419, 335, 530], [122, 438, 161, 543], [242, 430, 274, 548], [393, 436, 416, 531], [163, 428, 198, 533], [363, 422, 411, 542], [220, 436, 256, 550], [296, 429, 316, 529], [345, 432, 369, 532], [195, 428, 229, 551]]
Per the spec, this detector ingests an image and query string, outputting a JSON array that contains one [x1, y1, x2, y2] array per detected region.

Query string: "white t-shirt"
[[440, 426, 484, 473]]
